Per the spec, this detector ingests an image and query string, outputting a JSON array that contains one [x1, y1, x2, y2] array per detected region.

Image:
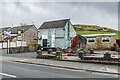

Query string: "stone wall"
[[86, 35, 116, 50], [9, 44, 38, 54], [24, 26, 38, 42]]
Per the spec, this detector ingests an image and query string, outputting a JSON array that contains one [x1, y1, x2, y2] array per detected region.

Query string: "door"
[[43, 39, 47, 47]]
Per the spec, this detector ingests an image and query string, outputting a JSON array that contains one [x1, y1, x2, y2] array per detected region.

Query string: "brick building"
[[0, 25, 38, 46]]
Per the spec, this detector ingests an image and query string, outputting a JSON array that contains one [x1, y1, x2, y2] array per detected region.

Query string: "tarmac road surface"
[[1, 60, 118, 78]]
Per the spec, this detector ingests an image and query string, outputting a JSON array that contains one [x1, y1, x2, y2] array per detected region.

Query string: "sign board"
[[55, 35, 64, 38], [51, 34, 55, 47]]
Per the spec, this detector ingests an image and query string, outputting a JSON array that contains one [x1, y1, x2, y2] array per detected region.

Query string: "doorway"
[[43, 39, 47, 47]]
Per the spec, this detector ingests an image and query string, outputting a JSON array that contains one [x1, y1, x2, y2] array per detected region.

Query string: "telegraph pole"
[[7, 37, 9, 54]]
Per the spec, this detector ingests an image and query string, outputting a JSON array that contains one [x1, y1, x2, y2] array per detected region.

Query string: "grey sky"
[[0, 1, 119, 30]]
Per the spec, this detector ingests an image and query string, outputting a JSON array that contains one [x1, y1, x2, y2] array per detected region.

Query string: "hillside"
[[73, 25, 120, 39], [76, 31, 120, 39], [73, 25, 119, 32]]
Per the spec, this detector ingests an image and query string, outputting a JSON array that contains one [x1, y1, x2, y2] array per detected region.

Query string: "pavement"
[[1, 49, 119, 58], [94, 50, 119, 55]]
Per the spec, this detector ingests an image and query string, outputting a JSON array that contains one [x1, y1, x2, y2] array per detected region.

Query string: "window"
[[87, 38, 96, 43], [102, 37, 110, 43], [18, 31, 21, 34], [18, 36, 22, 41]]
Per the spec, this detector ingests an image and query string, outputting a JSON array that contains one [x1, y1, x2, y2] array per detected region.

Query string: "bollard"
[[78, 51, 84, 60], [37, 50, 42, 55], [48, 49, 53, 54], [104, 52, 111, 61]]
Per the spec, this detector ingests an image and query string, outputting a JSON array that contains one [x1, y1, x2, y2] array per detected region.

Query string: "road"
[[0, 60, 118, 78], [0, 49, 119, 79], [1, 49, 36, 58]]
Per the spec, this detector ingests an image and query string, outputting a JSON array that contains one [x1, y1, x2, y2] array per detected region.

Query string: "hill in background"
[[73, 24, 120, 39], [73, 24, 119, 32]]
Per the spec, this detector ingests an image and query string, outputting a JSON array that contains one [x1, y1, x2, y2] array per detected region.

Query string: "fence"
[[0, 41, 27, 49]]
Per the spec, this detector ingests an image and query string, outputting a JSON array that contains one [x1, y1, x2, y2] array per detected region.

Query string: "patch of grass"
[[76, 31, 120, 39]]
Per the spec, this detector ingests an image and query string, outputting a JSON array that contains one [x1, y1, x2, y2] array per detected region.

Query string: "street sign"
[[4, 31, 11, 54]]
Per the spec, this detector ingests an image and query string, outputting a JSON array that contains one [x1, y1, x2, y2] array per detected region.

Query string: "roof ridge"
[[10, 25, 35, 34], [12, 24, 34, 28], [44, 19, 70, 23], [39, 19, 70, 29]]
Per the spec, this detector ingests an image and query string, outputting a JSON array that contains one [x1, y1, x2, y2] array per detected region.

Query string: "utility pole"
[[7, 37, 9, 54]]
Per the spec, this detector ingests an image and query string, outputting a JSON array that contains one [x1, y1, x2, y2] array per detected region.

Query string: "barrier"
[[10, 42, 16, 47], [17, 41, 21, 47], [1, 41, 27, 49], [3, 43, 7, 48]]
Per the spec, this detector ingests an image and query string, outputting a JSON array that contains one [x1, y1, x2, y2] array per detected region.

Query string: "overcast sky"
[[0, 1, 119, 30]]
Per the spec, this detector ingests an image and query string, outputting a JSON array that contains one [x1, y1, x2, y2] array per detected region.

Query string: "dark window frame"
[[87, 38, 96, 43], [102, 37, 110, 43]]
